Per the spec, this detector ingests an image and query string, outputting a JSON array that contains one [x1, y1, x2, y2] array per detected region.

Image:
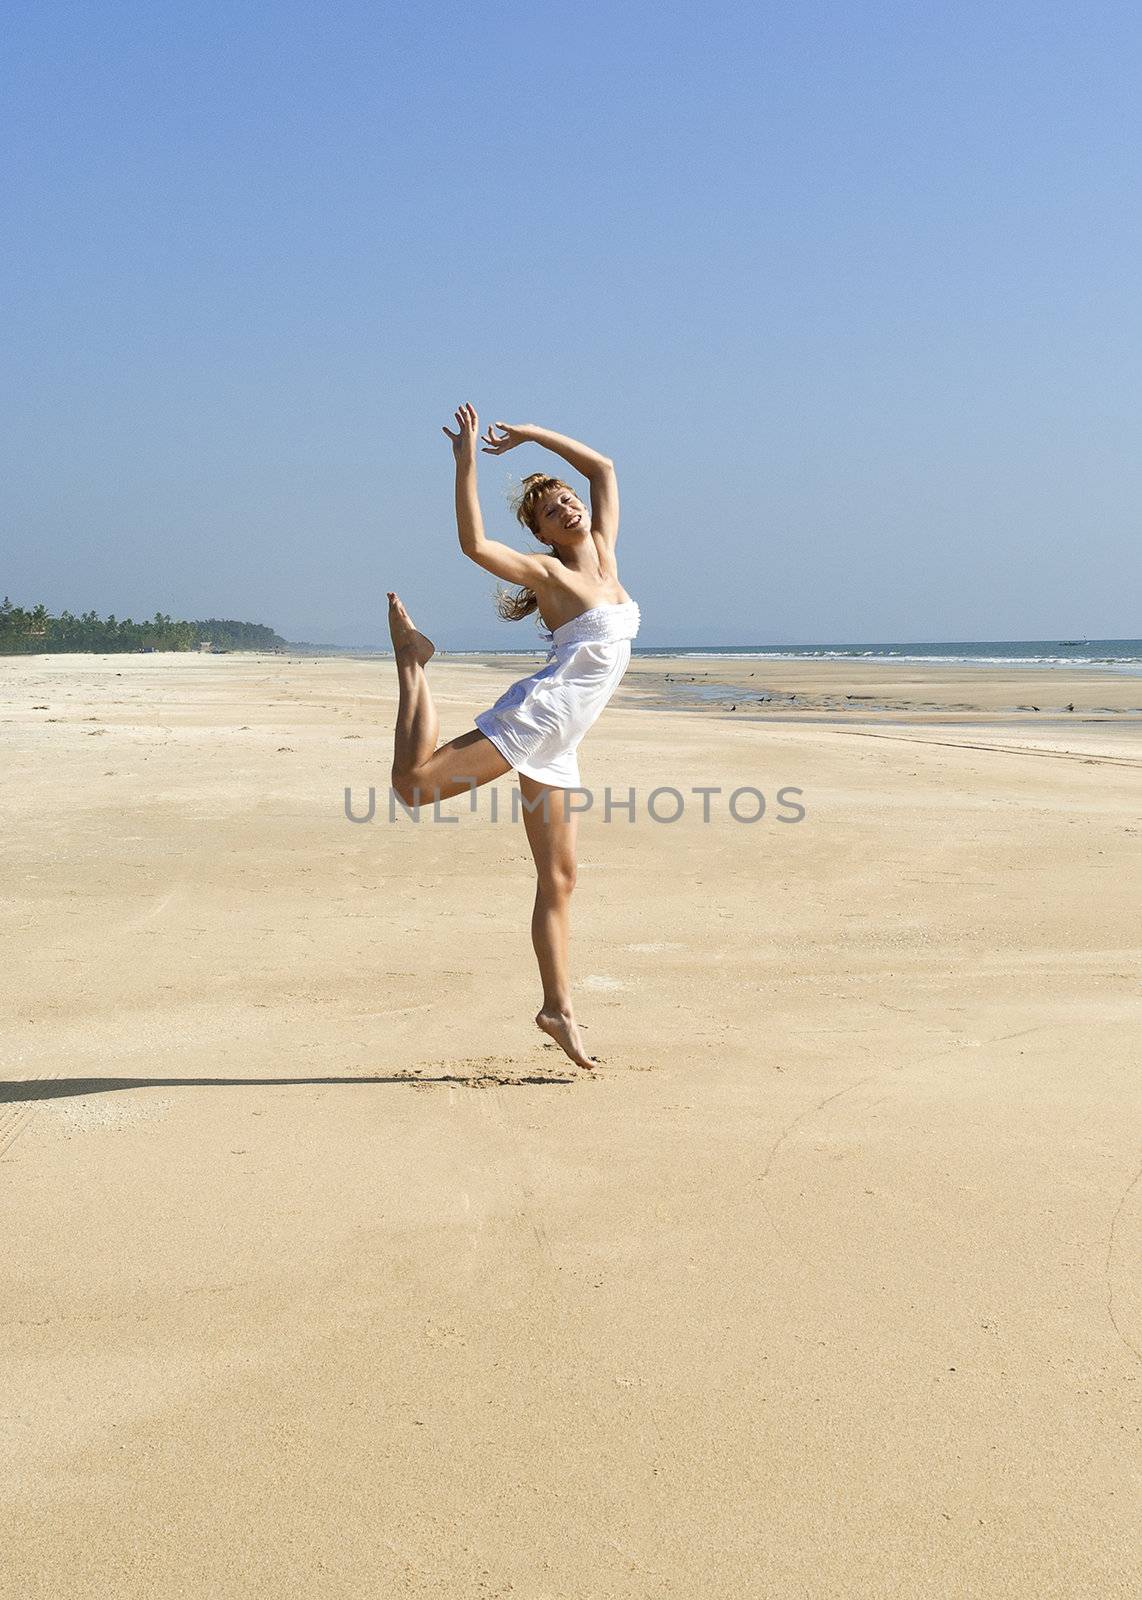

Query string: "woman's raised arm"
[[482, 422, 620, 548], [442, 404, 552, 589]]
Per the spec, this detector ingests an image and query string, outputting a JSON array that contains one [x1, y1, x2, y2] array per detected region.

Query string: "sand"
[[3, 649, 1140, 1598]]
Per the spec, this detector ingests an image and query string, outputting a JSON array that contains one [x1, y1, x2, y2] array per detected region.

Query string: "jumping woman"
[[386, 402, 641, 1071]]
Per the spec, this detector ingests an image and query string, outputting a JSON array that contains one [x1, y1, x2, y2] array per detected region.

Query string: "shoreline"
[[440, 650, 1142, 728]]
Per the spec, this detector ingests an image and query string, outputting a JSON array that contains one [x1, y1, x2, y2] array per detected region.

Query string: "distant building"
[[197, 641, 215, 653]]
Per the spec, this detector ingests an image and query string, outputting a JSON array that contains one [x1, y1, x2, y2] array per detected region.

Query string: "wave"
[[637, 650, 1142, 669]]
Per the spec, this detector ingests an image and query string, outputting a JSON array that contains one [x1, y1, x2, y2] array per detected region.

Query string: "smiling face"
[[534, 486, 589, 547]]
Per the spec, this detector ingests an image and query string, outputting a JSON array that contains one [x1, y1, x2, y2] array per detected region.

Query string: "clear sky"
[[3, 0, 1139, 647]]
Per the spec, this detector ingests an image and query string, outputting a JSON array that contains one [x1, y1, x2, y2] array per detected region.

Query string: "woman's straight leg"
[[518, 774, 597, 1070]]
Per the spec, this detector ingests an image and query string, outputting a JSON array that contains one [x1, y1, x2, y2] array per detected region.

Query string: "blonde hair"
[[493, 473, 574, 624]]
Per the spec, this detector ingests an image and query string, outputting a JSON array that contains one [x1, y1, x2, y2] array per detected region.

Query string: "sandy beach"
[[3, 648, 1140, 1598]]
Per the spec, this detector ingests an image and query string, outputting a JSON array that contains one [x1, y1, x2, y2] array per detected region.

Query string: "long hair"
[[493, 473, 573, 623]]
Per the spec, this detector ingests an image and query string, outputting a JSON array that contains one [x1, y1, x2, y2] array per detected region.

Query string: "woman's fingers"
[[446, 404, 483, 442], [445, 405, 482, 446]]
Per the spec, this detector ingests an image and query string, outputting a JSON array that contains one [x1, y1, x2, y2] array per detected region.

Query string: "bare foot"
[[536, 1008, 598, 1070], [387, 592, 436, 667]]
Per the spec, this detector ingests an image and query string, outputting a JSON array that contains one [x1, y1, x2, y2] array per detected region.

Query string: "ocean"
[[631, 638, 1142, 669], [445, 638, 1142, 671]]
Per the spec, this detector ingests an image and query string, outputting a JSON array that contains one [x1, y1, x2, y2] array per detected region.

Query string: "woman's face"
[[534, 487, 589, 546]]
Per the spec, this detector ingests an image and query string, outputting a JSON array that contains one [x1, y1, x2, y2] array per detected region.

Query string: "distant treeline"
[[0, 597, 289, 655]]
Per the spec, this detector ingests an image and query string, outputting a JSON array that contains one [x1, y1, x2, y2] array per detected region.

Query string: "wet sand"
[[622, 654, 1142, 724]]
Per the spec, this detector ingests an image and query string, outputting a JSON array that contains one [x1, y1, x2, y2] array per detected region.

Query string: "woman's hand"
[[442, 403, 480, 463], [480, 421, 530, 456]]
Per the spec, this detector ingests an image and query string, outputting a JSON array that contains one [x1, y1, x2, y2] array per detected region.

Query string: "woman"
[[387, 402, 640, 1071]]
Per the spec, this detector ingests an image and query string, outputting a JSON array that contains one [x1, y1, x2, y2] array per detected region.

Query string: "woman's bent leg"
[[387, 592, 512, 804], [388, 593, 439, 780], [394, 728, 512, 806]]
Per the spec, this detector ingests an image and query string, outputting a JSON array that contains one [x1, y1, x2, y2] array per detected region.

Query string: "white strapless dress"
[[474, 599, 641, 788]]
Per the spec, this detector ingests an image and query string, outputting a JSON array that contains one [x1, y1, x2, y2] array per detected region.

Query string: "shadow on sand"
[[1, 1069, 575, 1105]]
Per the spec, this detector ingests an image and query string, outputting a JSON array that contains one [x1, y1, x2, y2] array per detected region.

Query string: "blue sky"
[[3, 0, 1139, 647]]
